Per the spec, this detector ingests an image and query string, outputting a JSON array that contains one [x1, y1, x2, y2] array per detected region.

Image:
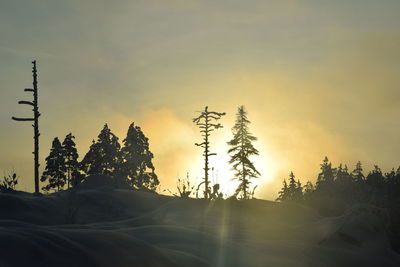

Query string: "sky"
[[0, 0, 399, 199]]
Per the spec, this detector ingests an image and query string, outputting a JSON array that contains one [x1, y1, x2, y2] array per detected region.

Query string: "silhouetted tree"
[[366, 165, 385, 186], [303, 181, 315, 200], [12, 60, 41, 194], [193, 106, 225, 199], [121, 122, 159, 190], [41, 137, 66, 192], [276, 179, 289, 202], [277, 159, 400, 246], [386, 167, 400, 207], [228, 106, 260, 199], [295, 179, 303, 201], [80, 124, 122, 177], [0, 172, 18, 191], [351, 161, 365, 183], [288, 172, 303, 201], [316, 157, 335, 192], [62, 133, 81, 188], [366, 165, 386, 205], [276, 172, 303, 202]]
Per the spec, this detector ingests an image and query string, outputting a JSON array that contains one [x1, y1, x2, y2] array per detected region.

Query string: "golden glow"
[[1, 1, 399, 198]]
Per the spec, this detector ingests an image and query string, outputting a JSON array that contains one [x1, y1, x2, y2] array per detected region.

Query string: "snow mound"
[[0, 176, 399, 267]]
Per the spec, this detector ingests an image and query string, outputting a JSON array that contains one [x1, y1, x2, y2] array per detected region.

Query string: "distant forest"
[[277, 157, 400, 214]]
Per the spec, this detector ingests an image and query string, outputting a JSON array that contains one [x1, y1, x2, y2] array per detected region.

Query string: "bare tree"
[[12, 60, 41, 194], [193, 106, 225, 199]]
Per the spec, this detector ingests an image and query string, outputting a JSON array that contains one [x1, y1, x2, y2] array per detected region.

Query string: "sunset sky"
[[1, 0, 399, 199]]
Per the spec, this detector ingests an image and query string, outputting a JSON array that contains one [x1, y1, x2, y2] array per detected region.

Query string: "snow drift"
[[0, 175, 399, 267]]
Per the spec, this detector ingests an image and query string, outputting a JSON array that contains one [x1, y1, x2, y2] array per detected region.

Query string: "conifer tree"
[[276, 172, 303, 202], [80, 124, 122, 177], [41, 137, 66, 192], [288, 172, 303, 201], [295, 179, 303, 201], [227, 106, 260, 199], [62, 133, 80, 188], [351, 161, 365, 183], [276, 179, 288, 202], [121, 122, 159, 190], [366, 165, 386, 205], [316, 156, 335, 191], [366, 165, 385, 187], [303, 181, 315, 200], [336, 164, 352, 184]]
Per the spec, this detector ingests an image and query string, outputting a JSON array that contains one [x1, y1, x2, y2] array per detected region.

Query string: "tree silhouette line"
[[277, 157, 400, 215], [37, 105, 262, 199], [40, 122, 159, 192]]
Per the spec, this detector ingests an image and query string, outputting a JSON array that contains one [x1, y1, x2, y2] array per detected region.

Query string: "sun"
[[187, 126, 277, 198], [207, 147, 238, 197]]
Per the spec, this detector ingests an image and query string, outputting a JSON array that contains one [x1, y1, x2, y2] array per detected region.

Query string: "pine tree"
[[316, 156, 335, 191], [276, 172, 303, 202], [366, 165, 386, 205], [303, 181, 315, 200], [62, 133, 80, 188], [276, 179, 289, 202], [80, 124, 122, 177], [288, 172, 303, 201], [351, 161, 365, 183], [336, 164, 352, 185], [295, 179, 303, 201], [228, 106, 260, 199], [41, 137, 66, 192], [366, 165, 385, 187], [121, 122, 159, 190]]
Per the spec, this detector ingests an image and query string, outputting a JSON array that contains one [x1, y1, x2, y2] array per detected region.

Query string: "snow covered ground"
[[0, 175, 399, 267]]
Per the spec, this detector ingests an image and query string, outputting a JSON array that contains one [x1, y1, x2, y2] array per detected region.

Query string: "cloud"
[[1, 0, 399, 199]]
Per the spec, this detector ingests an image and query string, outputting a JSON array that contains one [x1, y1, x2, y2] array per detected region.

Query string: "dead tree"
[[193, 106, 225, 199], [12, 60, 41, 194]]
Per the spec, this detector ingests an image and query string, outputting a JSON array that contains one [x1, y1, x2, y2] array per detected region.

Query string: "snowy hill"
[[0, 175, 399, 267]]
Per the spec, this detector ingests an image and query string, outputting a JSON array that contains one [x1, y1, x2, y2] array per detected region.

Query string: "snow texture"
[[0, 175, 399, 267]]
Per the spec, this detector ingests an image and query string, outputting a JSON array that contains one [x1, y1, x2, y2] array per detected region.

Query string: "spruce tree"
[[41, 137, 66, 192], [303, 181, 315, 200], [121, 122, 159, 190], [316, 156, 335, 192], [288, 172, 303, 201], [335, 164, 351, 185], [276, 172, 303, 202], [62, 133, 80, 188], [366, 165, 386, 205], [227, 106, 260, 199], [295, 179, 303, 201], [80, 124, 122, 177], [276, 179, 288, 202], [351, 161, 365, 183], [366, 165, 385, 187]]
